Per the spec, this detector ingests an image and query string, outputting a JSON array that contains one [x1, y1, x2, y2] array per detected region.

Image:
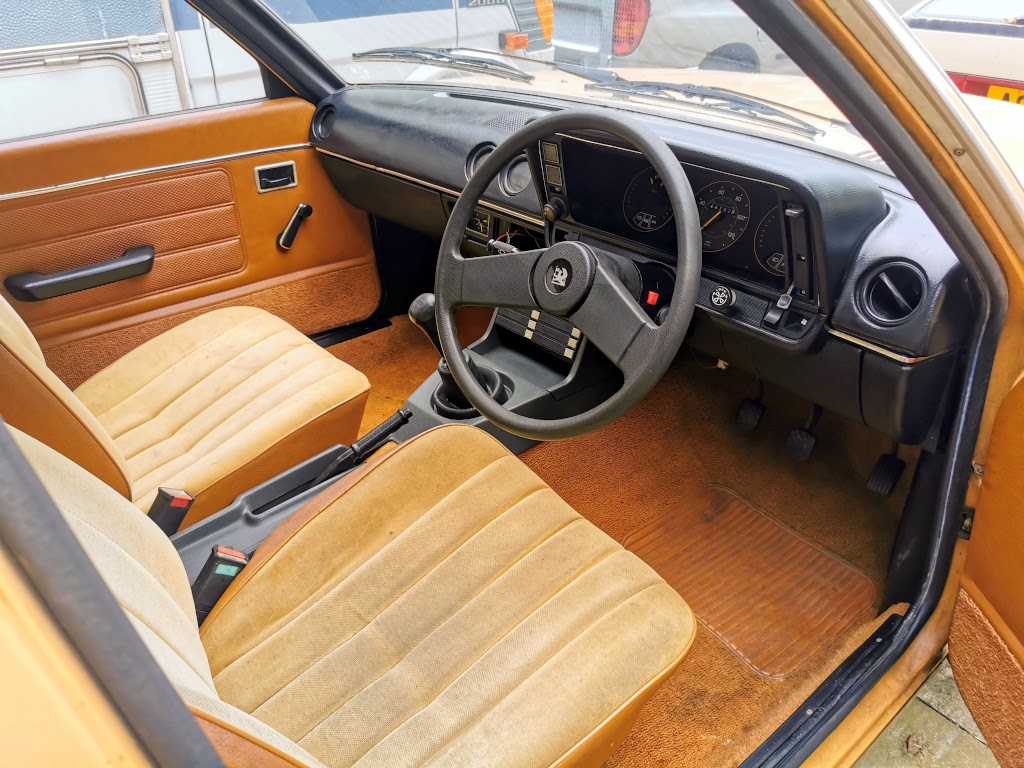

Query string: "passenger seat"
[[0, 298, 369, 528]]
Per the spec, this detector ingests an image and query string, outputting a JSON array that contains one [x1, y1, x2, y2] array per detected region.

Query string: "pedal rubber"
[[736, 399, 765, 431], [786, 428, 816, 462], [867, 453, 906, 497]]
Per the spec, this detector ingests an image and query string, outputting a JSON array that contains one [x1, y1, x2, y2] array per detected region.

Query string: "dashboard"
[[311, 84, 976, 450]]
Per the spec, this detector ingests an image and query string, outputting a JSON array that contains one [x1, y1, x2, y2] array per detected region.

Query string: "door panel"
[[948, 375, 1024, 767], [0, 98, 380, 387]]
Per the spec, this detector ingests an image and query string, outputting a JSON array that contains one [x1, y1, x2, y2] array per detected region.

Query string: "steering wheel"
[[436, 109, 701, 440]]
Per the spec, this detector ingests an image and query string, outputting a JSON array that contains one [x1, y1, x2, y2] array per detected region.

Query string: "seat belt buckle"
[[191, 545, 248, 626], [148, 487, 194, 536]]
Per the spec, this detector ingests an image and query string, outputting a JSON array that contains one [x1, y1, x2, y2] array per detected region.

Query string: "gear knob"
[[408, 293, 444, 357]]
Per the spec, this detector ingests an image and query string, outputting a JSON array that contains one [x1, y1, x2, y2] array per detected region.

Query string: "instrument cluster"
[[556, 135, 797, 295]]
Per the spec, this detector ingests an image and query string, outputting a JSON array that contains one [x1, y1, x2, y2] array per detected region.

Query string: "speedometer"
[[623, 167, 674, 232], [696, 181, 750, 252]]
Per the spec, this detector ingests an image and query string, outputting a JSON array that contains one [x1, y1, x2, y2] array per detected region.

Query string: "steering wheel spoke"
[[455, 249, 543, 309], [570, 264, 658, 377]]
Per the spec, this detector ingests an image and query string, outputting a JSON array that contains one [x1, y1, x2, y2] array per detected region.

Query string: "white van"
[[0, 0, 553, 142]]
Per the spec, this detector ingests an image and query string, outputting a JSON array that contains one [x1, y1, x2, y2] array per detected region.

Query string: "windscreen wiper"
[[352, 47, 534, 83], [585, 80, 820, 137]]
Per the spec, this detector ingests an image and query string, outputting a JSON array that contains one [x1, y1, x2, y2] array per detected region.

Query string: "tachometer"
[[696, 181, 750, 252], [623, 167, 674, 232], [754, 208, 787, 276]]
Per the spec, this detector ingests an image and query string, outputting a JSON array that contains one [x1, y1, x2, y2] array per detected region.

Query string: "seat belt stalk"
[[191, 545, 248, 625], [148, 487, 194, 536]]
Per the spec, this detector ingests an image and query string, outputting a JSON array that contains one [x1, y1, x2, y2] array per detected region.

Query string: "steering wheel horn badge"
[[547, 259, 572, 294]]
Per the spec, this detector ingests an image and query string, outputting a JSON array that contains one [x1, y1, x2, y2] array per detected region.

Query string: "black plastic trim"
[[0, 421, 223, 767], [5, 246, 154, 302], [732, 1, 1005, 764], [186, 0, 342, 103]]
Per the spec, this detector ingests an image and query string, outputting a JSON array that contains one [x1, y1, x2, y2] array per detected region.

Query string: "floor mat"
[[624, 485, 877, 680]]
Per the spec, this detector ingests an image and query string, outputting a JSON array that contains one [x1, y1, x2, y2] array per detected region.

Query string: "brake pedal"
[[786, 404, 822, 463], [736, 379, 765, 431], [867, 446, 905, 497], [736, 399, 765, 431]]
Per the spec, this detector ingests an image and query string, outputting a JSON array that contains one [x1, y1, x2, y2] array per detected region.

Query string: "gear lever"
[[408, 293, 508, 418], [408, 293, 445, 357]]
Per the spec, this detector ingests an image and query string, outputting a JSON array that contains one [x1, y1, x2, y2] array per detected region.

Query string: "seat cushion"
[[201, 425, 696, 768], [75, 306, 369, 525]]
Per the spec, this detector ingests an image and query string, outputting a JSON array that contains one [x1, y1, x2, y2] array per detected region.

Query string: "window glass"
[[0, 0, 266, 142]]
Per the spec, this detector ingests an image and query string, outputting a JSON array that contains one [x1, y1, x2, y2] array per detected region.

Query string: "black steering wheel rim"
[[436, 108, 702, 440]]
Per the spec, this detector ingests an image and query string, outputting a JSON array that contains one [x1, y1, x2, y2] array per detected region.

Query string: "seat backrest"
[[0, 295, 130, 497], [8, 425, 322, 767]]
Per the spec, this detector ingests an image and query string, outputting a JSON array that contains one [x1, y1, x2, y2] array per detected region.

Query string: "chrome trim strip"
[[0, 144, 312, 203], [315, 147, 545, 227], [827, 327, 938, 363]]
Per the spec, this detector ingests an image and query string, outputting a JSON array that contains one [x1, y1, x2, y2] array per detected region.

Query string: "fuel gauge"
[[754, 208, 787, 276]]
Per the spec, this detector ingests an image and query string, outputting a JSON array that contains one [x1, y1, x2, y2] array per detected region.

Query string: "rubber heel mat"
[[623, 485, 877, 680]]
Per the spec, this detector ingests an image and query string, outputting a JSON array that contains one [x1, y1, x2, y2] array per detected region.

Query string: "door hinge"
[[959, 507, 975, 539], [128, 33, 172, 64]]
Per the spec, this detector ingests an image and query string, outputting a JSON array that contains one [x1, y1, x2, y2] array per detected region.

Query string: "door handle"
[[4, 246, 155, 302]]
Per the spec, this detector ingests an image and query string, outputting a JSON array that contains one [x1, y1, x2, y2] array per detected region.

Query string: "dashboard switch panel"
[[784, 204, 813, 300]]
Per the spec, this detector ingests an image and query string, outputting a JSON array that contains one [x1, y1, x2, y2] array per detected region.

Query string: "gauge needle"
[[701, 210, 722, 230]]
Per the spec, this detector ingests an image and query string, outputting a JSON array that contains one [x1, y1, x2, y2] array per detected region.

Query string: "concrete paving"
[[855, 657, 999, 767]]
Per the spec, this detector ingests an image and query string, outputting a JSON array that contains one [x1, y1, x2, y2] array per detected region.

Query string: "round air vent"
[[465, 143, 496, 180], [311, 105, 335, 141], [859, 261, 927, 326], [499, 155, 531, 196]]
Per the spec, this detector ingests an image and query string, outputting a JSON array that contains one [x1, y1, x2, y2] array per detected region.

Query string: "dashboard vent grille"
[[485, 111, 533, 132], [860, 261, 926, 325]]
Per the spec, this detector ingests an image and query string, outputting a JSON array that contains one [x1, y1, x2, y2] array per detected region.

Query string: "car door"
[[947, 377, 1024, 765], [0, 97, 380, 389]]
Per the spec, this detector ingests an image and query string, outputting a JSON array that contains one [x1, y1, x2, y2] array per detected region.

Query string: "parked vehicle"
[[903, 0, 1024, 104], [0, 0, 554, 141], [552, 0, 794, 72]]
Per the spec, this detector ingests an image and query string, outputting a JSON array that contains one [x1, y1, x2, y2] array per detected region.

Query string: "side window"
[[0, 0, 266, 142]]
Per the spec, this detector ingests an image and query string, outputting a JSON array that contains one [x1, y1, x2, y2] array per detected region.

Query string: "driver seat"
[[12, 422, 696, 767]]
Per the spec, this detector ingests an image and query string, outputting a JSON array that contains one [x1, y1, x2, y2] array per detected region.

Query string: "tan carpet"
[[520, 353, 911, 767], [327, 310, 493, 435]]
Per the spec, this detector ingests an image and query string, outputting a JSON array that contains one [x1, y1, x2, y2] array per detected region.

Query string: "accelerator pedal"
[[867, 446, 906, 497]]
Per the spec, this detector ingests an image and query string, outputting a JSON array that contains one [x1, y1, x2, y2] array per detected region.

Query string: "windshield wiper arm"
[[352, 47, 534, 83], [584, 80, 820, 137]]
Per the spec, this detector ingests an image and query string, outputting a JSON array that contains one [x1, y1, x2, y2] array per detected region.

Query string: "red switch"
[[645, 290, 660, 306]]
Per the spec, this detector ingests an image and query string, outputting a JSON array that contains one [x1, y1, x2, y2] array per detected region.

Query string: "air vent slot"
[[859, 261, 926, 325], [465, 143, 495, 180]]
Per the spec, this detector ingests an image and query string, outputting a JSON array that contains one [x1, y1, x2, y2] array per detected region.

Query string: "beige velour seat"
[[13, 422, 697, 767], [0, 298, 369, 527]]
